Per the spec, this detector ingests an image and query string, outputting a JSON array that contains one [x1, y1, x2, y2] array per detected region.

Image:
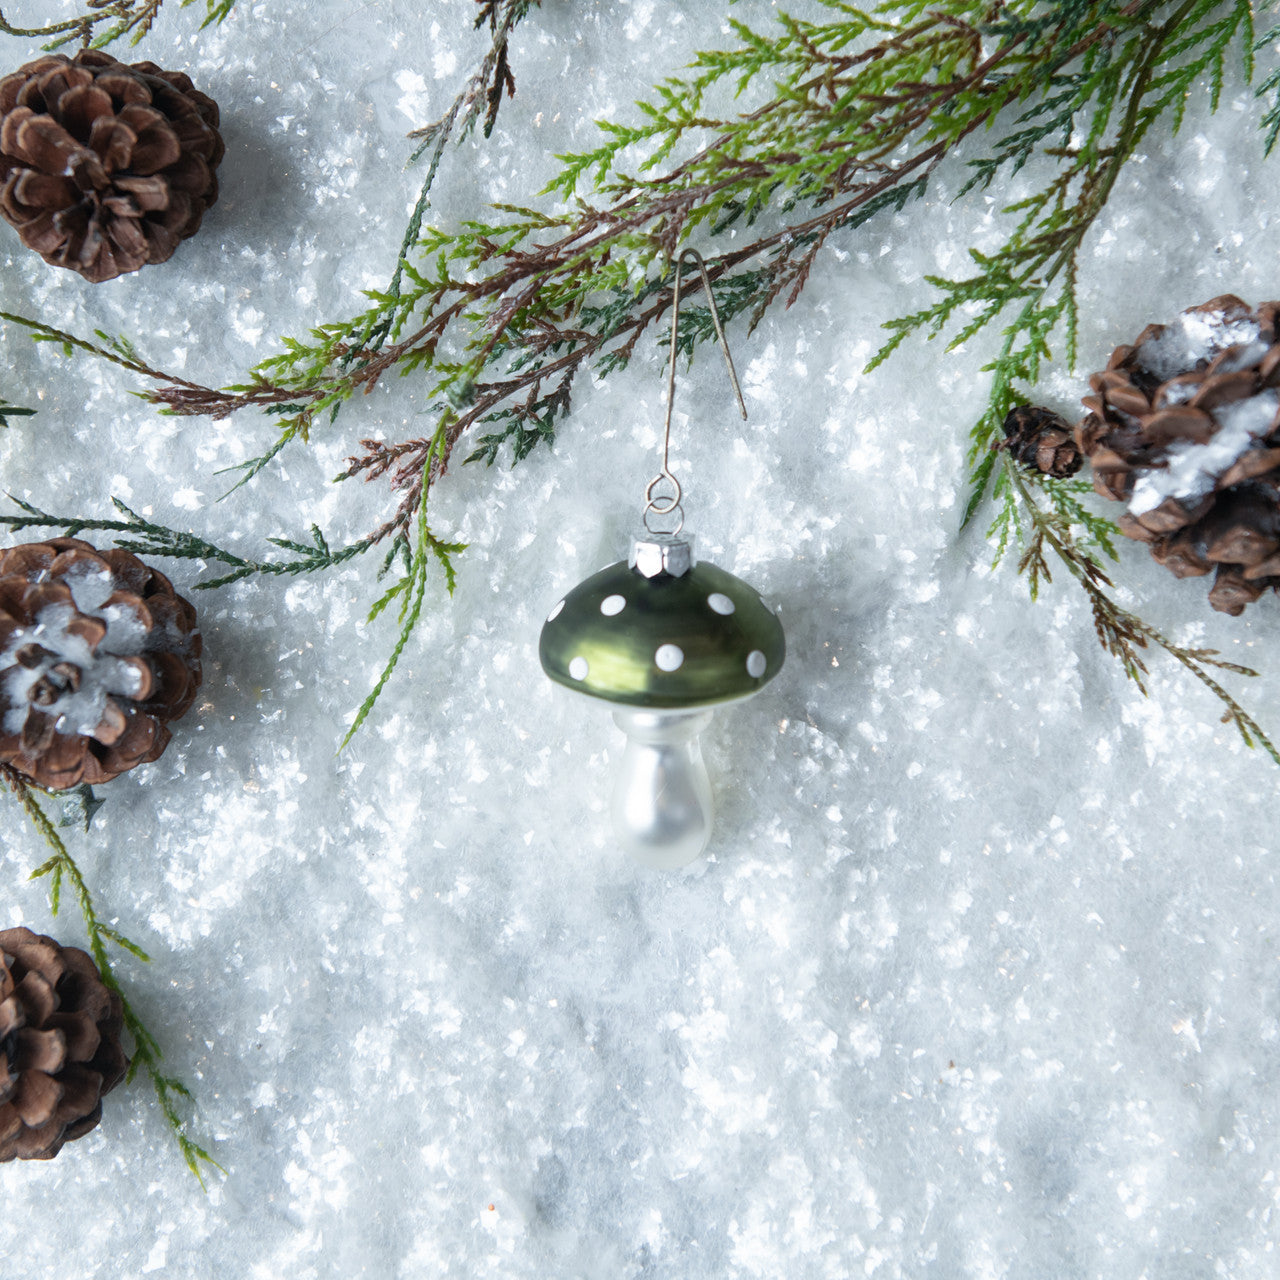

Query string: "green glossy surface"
[[540, 559, 785, 708]]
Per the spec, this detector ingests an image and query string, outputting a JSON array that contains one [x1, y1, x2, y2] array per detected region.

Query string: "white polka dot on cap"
[[655, 644, 684, 672]]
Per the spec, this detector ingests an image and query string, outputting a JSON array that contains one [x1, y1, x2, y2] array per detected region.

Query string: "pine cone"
[[1001, 405, 1082, 478], [1, 927, 128, 1161], [0, 50, 224, 282], [1077, 295, 1280, 615], [0, 538, 201, 789]]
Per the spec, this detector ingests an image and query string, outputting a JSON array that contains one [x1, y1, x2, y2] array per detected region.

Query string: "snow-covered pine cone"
[[0, 538, 201, 790], [1, 927, 128, 1162], [0, 50, 224, 282], [1077, 295, 1280, 615]]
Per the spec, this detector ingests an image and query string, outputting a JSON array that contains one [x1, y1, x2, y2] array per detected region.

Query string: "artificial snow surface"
[[2, 3, 1280, 1277]]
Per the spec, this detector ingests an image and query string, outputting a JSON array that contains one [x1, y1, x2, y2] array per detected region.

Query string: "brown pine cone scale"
[[0, 538, 201, 789], [0, 50, 224, 282], [0, 927, 127, 1161], [1076, 295, 1280, 614]]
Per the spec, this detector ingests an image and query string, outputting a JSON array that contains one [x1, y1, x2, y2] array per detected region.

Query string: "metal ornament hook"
[[642, 248, 748, 536]]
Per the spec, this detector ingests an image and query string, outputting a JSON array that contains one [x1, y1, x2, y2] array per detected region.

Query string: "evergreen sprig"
[[0, 312, 211, 394], [0, 0, 234, 49], [29, 3, 1158, 545], [3, 767, 222, 1184], [0, 492, 469, 733], [341, 427, 467, 748], [1000, 458, 1279, 763], [347, 0, 541, 366], [0, 494, 386, 589]]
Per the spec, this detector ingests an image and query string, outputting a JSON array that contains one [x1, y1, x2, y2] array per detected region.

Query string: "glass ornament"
[[540, 250, 785, 868]]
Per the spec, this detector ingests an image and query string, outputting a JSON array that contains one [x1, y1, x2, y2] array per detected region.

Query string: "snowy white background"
[[3, 1, 1280, 1276]]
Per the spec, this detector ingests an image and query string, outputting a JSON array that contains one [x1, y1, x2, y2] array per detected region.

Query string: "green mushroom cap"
[[540, 544, 785, 709]]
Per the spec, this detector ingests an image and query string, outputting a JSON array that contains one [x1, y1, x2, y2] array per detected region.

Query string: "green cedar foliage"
[[4, 768, 222, 1184]]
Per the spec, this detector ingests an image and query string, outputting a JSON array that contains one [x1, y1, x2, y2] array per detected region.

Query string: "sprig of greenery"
[[0, 494, 388, 589], [355, 0, 540, 359], [210, 0, 542, 491], [342, 427, 467, 747], [0, 493, 469, 731], [873, 0, 1242, 454], [0, 0, 234, 49], [111, 4, 1148, 484], [999, 457, 1279, 763], [3, 767, 222, 1184], [0, 312, 211, 394], [1256, 12, 1280, 150]]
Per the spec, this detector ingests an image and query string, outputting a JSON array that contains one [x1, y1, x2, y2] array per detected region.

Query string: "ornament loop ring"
[[644, 472, 684, 535], [644, 471, 682, 514]]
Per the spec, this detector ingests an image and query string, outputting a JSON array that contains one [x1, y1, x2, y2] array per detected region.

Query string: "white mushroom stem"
[[611, 708, 714, 870]]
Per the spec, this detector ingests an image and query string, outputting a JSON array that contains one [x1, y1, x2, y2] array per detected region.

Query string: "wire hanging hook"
[[643, 248, 748, 535]]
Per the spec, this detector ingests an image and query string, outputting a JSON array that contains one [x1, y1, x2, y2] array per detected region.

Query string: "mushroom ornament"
[[539, 251, 786, 869], [541, 532, 784, 868]]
